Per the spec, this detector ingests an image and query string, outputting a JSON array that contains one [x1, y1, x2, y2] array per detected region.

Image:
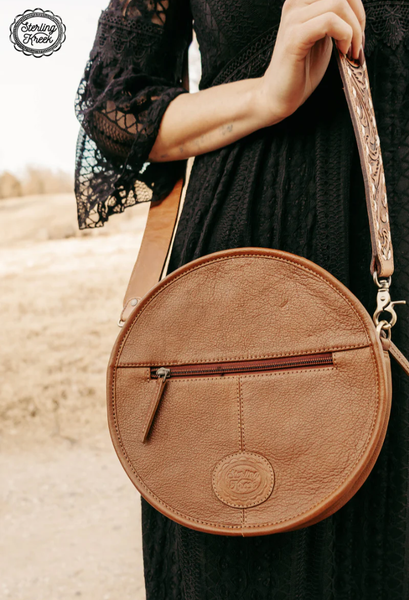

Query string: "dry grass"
[[0, 193, 149, 440], [0, 193, 150, 599]]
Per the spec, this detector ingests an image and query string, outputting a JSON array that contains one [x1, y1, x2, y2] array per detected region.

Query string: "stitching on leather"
[[233, 367, 336, 380], [115, 252, 372, 369], [237, 378, 241, 451], [110, 346, 384, 530], [239, 377, 245, 451], [391, 343, 405, 362], [110, 262, 385, 530], [390, 342, 409, 371], [211, 451, 275, 508], [116, 366, 336, 384], [119, 345, 369, 367]]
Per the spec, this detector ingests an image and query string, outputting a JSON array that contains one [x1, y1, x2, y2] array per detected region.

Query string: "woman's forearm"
[[149, 0, 366, 164], [148, 77, 284, 162]]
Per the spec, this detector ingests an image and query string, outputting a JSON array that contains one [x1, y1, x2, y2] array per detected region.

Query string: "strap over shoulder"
[[120, 40, 397, 322]]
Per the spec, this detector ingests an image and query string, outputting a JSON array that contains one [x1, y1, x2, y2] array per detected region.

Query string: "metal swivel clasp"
[[372, 272, 406, 339]]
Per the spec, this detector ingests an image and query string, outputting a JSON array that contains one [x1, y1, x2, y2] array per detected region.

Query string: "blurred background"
[[0, 2, 200, 598]]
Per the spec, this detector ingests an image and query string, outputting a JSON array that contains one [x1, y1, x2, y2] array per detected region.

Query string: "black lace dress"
[[74, 1, 409, 597]]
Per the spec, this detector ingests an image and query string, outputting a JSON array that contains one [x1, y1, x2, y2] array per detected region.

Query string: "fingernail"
[[362, 31, 365, 50], [358, 46, 364, 67], [347, 44, 352, 59]]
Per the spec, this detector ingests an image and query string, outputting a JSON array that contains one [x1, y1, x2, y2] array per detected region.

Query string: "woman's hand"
[[256, 0, 366, 123], [149, 0, 366, 162]]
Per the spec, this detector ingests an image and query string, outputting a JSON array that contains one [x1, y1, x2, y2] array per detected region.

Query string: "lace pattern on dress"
[[74, 0, 409, 230], [74, 0, 191, 229], [364, 1, 409, 54], [210, 25, 279, 87]]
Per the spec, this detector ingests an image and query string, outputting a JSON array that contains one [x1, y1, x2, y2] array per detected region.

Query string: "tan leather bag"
[[107, 42, 409, 536]]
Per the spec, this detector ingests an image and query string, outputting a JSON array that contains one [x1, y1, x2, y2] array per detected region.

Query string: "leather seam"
[[237, 377, 242, 451], [124, 366, 336, 384], [110, 347, 382, 529], [232, 367, 336, 380], [239, 377, 245, 451], [117, 344, 370, 367], [115, 253, 372, 368]]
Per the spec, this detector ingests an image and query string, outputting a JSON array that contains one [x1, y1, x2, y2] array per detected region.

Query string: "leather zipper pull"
[[141, 368, 170, 443]]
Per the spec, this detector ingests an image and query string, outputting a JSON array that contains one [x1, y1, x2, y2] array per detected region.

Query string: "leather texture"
[[383, 337, 409, 377], [121, 178, 185, 322], [335, 46, 393, 277], [107, 42, 398, 536], [108, 248, 392, 536]]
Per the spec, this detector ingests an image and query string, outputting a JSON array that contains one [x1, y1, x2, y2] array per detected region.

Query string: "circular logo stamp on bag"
[[212, 452, 275, 508], [10, 9, 66, 57]]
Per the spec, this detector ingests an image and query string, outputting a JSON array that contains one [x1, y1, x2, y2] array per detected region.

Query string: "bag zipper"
[[151, 353, 333, 379], [141, 352, 333, 443]]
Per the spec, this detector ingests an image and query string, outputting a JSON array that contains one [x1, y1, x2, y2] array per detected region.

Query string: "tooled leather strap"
[[334, 42, 393, 278], [121, 40, 394, 322]]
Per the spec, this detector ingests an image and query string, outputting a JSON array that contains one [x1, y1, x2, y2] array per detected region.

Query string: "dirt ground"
[[0, 193, 153, 599]]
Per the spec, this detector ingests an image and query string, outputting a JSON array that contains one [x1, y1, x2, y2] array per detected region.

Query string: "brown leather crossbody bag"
[[107, 42, 409, 536]]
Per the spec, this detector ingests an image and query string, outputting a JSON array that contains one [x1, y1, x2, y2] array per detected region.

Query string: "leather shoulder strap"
[[120, 47, 190, 324], [120, 178, 185, 322], [334, 43, 393, 277], [120, 39, 394, 323]]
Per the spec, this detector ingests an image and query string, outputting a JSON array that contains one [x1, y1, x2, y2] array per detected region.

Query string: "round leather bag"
[[107, 247, 392, 536]]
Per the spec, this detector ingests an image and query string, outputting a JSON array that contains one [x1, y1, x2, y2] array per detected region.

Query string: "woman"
[[75, 0, 409, 597]]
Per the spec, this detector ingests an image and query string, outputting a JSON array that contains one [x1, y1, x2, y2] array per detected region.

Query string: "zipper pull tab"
[[141, 368, 170, 443]]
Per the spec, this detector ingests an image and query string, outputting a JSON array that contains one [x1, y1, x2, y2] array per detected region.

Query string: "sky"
[[0, 0, 200, 177]]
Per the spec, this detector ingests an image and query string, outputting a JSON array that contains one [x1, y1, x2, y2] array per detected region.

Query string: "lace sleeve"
[[74, 0, 192, 229]]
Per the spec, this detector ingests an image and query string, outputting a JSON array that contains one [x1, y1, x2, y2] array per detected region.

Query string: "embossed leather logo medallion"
[[212, 452, 275, 508]]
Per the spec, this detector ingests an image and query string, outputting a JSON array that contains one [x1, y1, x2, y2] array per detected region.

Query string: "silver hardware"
[[376, 320, 392, 340], [156, 367, 171, 379], [372, 271, 406, 338], [118, 297, 141, 327], [373, 271, 391, 288]]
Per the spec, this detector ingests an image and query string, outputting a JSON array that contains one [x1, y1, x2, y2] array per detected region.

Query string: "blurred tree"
[[21, 166, 73, 195], [0, 171, 22, 199], [0, 166, 74, 199]]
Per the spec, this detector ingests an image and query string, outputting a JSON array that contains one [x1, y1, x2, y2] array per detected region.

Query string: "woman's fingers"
[[298, 0, 363, 58], [344, 0, 366, 34], [302, 0, 366, 31], [292, 11, 353, 56], [345, 0, 366, 52], [259, 0, 367, 121]]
